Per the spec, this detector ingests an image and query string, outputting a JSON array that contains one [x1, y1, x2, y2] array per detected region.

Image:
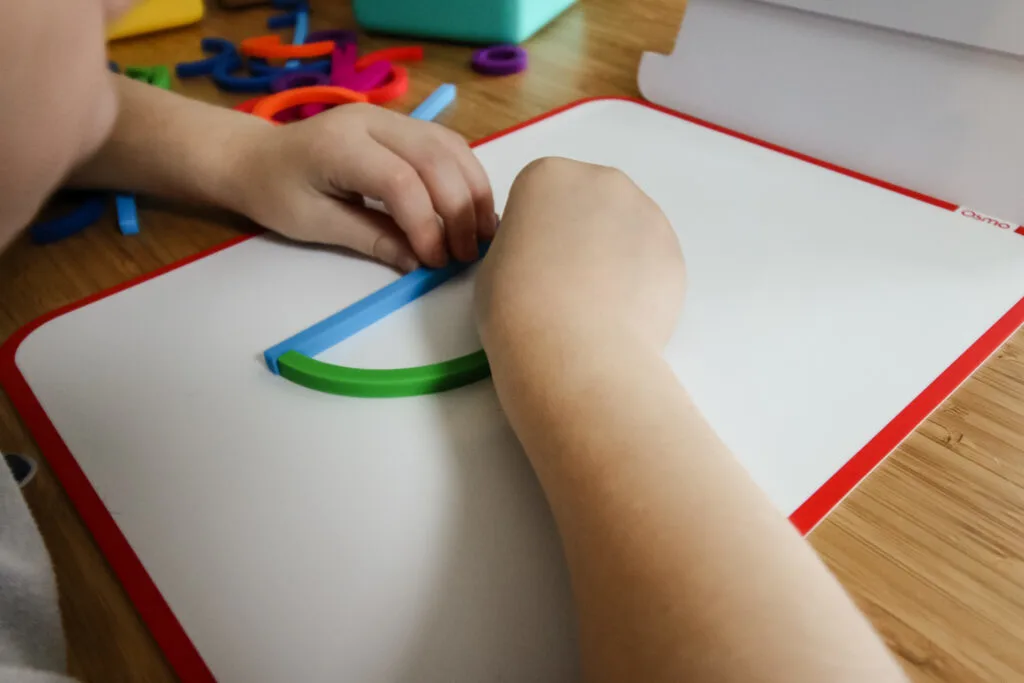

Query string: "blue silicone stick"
[[409, 84, 457, 122], [115, 194, 140, 235], [264, 241, 490, 374], [248, 57, 330, 77], [285, 9, 310, 70]]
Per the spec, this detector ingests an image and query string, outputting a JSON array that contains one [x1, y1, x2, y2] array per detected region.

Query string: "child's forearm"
[[66, 73, 267, 215], [487, 330, 908, 683]]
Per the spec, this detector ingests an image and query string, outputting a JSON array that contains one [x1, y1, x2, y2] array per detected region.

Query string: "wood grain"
[[0, 1, 1021, 681]]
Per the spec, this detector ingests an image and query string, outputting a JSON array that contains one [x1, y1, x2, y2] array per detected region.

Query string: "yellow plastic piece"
[[107, 0, 204, 41]]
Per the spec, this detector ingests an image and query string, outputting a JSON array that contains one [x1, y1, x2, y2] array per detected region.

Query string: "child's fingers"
[[435, 128, 497, 240], [310, 196, 420, 272], [369, 126, 479, 263], [326, 142, 447, 268], [401, 148, 478, 262]]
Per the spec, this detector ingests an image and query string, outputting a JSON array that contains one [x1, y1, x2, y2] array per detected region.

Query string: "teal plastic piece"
[[352, 0, 577, 44]]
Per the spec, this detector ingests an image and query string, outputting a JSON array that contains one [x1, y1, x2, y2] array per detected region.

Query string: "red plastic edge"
[[789, 293, 1024, 533], [1, 96, 1019, 680]]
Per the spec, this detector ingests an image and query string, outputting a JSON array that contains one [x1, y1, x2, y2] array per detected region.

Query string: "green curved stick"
[[277, 349, 490, 398]]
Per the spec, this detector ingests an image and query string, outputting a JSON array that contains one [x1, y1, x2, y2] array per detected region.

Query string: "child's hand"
[[475, 157, 685, 353], [234, 103, 496, 271]]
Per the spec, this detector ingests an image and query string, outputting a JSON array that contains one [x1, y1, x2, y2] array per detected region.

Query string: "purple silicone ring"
[[471, 45, 528, 76], [270, 71, 330, 93], [305, 29, 358, 47]]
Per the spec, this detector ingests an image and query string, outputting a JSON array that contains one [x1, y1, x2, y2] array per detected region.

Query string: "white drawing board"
[[4, 98, 1024, 683]]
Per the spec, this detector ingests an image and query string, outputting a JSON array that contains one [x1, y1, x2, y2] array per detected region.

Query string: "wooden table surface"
[[1, 1, 1022, 681]]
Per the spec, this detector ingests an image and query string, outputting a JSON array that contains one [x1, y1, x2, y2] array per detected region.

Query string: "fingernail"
[[433, 244, 449, 268], [399, 255, 419, 272], [475, 211, 497, 241]]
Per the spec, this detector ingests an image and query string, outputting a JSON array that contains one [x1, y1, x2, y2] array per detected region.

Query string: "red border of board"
[[2, 96, 1023, 682]]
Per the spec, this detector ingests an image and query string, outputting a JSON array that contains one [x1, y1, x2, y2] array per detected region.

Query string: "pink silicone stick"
[[299, 46, 355, 118], [330, 44, 358, 82], [299, 103, 326, 118], [296, 47, 360, 119], [275, 107, 300, 123], [333, 60, 392, 92]]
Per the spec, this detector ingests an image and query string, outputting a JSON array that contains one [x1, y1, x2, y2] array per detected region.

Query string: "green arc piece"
[[277, 349, 490, 398]]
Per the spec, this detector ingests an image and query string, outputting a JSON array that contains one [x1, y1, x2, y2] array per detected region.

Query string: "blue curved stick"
[[267, 11, 297, 29], [213, 59, 274, 92], [31, 195, 107, 245], [410, 84, 457, 122], [176, 37, 241, 78], [264, 242, 491, 374]]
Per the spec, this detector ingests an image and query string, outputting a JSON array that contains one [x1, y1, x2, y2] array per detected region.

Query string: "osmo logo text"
[[957, 207, 1019, 232]]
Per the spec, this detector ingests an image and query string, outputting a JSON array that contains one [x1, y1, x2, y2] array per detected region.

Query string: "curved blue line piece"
[[30, 194, 107, 245], [267, 11, 297, 29], [212, 59, 274, 93], [176, 37, 241, 78], [410, 84, 457, 122], [264, 241, 490, 374]]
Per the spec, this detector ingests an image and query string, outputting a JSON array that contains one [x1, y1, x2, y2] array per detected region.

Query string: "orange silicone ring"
[[251, 86, 368, 122], [240, 35, 335, 60], [363, 65, 409, 104], [355, 46, 424, 70], [236, 96, 297, 122]]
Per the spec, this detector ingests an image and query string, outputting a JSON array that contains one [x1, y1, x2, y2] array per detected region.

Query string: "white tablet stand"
[[639, 0, 1024, 224]]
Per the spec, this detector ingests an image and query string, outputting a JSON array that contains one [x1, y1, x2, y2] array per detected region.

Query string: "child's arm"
[[475, 158, 909, 683], [67, 74, 496, 269]]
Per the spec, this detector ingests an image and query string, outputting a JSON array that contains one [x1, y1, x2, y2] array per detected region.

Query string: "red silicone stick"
[[354, 46, 424, 70], [362, 65, 409, 104], [240, 35, 335, 60]]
